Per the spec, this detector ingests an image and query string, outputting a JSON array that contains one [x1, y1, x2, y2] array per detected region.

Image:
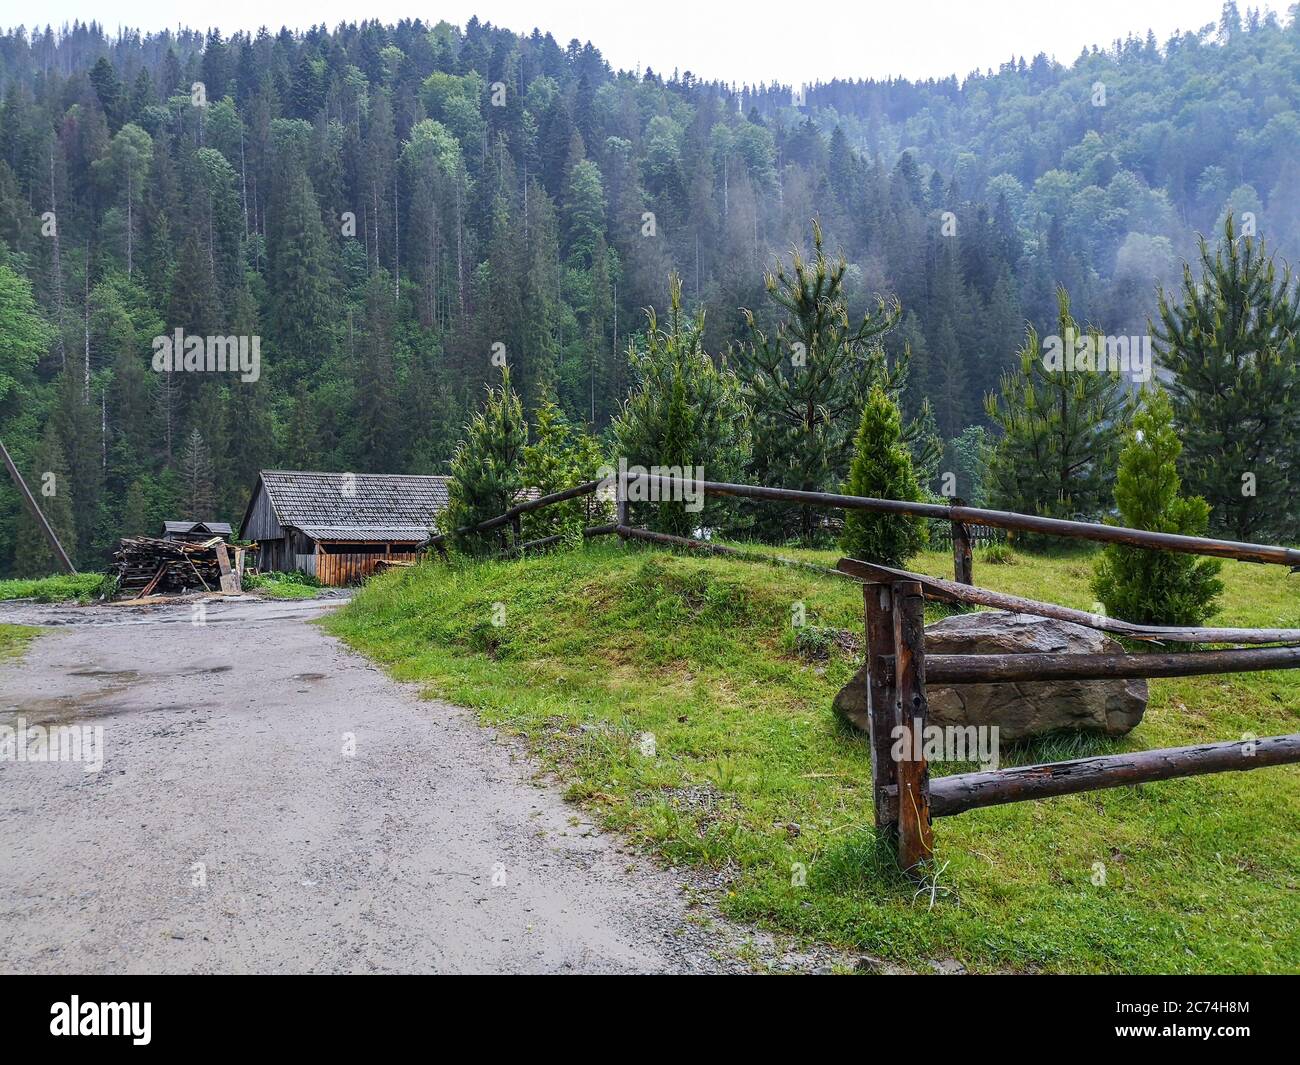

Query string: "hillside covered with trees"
[[1, 4, 1299, 574]]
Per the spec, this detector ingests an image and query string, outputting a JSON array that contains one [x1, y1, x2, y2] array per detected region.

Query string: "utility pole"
[[0, 438, 76, 574]]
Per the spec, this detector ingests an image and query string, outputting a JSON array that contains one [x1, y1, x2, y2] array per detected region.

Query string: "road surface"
[[0, 595, 748, 974]]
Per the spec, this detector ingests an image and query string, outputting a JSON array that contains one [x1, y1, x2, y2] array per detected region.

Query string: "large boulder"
[[833, 610, 1147, 741]]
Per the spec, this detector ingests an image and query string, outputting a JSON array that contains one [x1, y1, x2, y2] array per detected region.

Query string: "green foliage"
[[839, 386, 928, 566], [941, 425, 989, 506], [519, 400, 608, 541], [738, 221, 933, 543], [1153, 214, 1300, 541], [611, 274, 750, 536], [0, 572, 105, 603], [985, 288, 1130, 539], [3, 17, 1300, 578], [1092, 388, 1223, 626], [445, 366, 529, 555], [12, 424, 77, 578]]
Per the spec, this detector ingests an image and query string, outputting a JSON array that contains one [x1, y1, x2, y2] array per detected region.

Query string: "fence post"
[[892, 580, 934, 873], [864, 582, 899, 843], [615, 464, 628, 529], [950, 498, 973, 585]]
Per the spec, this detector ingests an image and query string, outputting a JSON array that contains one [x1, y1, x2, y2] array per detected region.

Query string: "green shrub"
[[839, 385, 927, 566], [1091, 388, 1223, 626], [980, 542, 1017, 566]]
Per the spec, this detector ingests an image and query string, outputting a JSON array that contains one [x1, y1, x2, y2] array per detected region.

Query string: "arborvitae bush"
[[839, 385, 927, 566], [445, 366, 528, 556], [1091, 388, 1223, 626]]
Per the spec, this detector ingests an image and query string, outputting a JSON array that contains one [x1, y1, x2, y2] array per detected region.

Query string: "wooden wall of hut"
[[315, 550, 424, 586]]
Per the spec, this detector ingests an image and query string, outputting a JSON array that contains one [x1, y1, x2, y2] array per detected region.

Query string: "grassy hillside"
[[326, 541, 1300, 973]]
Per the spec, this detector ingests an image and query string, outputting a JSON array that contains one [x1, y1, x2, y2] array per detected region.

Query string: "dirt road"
[[0, 596, 743, 974]]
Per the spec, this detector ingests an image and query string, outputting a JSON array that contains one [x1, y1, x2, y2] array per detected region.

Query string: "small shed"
[[239, 470, 450, 585], [162, 521, 234, 543]]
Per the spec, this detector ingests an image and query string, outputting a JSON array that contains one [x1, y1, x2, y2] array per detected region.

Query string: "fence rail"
[[436, 471, 1300, 875]]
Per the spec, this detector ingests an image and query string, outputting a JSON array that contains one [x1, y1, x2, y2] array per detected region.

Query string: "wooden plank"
[[922, 645, 1300, 684], [864, 582, 899, 839], [926, 733, 1300, 818], [892, 580, 933, 872], [836, 557, 1300, 645], [215, 542, 239, 593], [137, 564, 168, 598]]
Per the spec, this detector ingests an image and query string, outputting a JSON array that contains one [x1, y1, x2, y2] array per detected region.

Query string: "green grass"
[[0, 623, 42, 659], [0, 572, 106, 603], [325, 540, 1300, 973], [244, 572, 323, 599]]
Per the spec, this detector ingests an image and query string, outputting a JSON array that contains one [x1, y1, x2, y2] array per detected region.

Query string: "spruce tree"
[[985, 287, 1129, 535], [610, 274, 750, 536], [737, 220, 930, 543], [444, 365, 528, 555], [839, 386, 927, 566], [1152, 215, 1300, 541], [181, 428, 216, 518], [1092, 388, 1223, 626]]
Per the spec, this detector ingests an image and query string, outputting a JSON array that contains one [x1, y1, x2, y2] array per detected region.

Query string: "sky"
[[0, 0, 1284, 84]]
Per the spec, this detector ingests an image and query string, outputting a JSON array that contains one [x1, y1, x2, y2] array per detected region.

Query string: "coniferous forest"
[[2, 6, 1299, 575]]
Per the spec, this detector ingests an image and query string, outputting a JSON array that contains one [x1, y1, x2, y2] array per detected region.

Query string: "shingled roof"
[[243, 470, 451, 544]]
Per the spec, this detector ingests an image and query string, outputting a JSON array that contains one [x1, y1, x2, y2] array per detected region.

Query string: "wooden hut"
[[162, 520, 233, 543], [239, 470, 450, 586]]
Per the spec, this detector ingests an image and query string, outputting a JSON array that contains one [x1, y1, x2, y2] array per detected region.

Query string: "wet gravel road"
[[0, 596, 746, 974]]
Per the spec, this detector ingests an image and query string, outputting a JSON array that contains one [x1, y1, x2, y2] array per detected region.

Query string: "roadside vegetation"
[[0, 573, 106, 603], [244, 571, 323, 600], [0, 622, 41, 658], [329, 540, 1300, 974]]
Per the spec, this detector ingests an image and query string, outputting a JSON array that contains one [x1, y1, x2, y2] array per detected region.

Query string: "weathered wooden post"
[[615, 464, 628, 530], [950, 498, 973, 586], [863, 582, 899, 842], [892, 580, 933, 872]]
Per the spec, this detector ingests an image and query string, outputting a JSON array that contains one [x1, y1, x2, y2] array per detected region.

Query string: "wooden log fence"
[[430, 473, 1300, 874]]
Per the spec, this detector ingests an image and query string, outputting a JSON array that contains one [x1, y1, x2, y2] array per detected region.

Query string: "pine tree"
[[736, 220, 922, 543], [839, 386, 927, 566], [181, 427, 216, 518], [610, 274, 749, 535], [985, 287, 1129, 536], [444, 365, 528, 555], [1092, 388, 1223, 625], [1152, 215, 1300, 541]]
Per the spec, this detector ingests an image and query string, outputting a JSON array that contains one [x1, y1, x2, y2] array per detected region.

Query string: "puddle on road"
[[68, 668, 141, 680], [292, 672, 327, 682]]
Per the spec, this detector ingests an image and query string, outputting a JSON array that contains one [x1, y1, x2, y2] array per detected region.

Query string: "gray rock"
[[832, 610, 1147, 741]]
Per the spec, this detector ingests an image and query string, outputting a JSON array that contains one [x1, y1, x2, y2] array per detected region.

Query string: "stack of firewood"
[[111, 536, 242, 599]]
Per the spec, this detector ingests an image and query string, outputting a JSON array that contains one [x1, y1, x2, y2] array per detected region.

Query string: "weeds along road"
[[0, 595, 736, 974]]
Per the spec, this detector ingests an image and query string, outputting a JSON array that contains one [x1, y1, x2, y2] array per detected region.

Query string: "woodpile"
[[112, 536, 243, 599]]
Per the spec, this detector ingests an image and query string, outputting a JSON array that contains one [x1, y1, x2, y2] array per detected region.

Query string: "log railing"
[[427, 471, 1300, 875], [837, 561, 1300, 873]]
